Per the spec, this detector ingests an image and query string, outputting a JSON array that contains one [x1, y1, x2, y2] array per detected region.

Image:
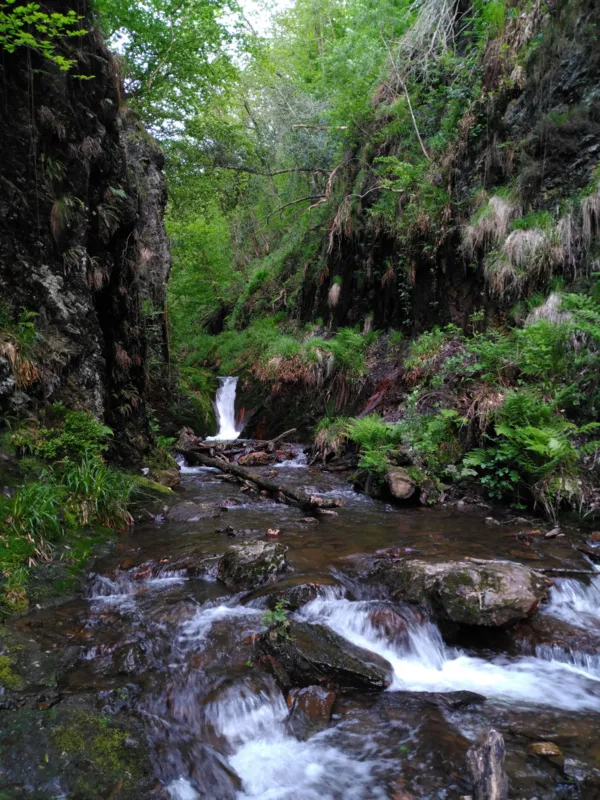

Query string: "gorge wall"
[[0, 1, 171, 460]]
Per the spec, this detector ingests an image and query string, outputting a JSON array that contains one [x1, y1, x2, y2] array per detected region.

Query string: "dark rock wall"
[[0, 3, 171, 459], [301, 0, 600, 333]]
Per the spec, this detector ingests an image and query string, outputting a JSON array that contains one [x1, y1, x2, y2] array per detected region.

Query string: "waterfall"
[[207, 376, 240, 441]]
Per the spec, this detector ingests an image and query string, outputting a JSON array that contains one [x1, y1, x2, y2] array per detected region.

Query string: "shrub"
[[11, 403, 113, 461], [346, 415, 401, 474]]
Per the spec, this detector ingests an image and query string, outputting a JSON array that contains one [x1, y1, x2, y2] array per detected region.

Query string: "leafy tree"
[[0, 0, 85, 69]]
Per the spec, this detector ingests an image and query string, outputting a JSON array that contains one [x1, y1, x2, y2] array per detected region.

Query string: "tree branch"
[[266, 195, 327, 223]]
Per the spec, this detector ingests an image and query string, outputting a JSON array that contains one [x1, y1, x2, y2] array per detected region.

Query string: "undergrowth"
[[0, 405, 159, 615], [314, 284, 600, 521]]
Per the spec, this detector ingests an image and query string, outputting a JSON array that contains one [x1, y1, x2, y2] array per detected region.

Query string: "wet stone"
[[167, 501, 222, 522], [529, 741, 562, 757], [268, 582, 324, 611], [377, 558, 551, 627], [285, 685, 336, 740], [217, 538, 288, 591], [258, 620, 394, 690]]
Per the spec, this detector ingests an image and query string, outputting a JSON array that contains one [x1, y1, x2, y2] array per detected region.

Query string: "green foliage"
[[0, 406, 138, 613], [346, 414, 401, 474], [263, 599, 291, 641], [11, 403, 113, 461], [95, 0, 243, 129], [396, 397, 466, 475], [0, 0, 85, 69], [510, 210, 554, 231]]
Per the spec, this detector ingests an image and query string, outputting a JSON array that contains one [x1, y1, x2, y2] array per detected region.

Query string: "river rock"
[[259, 621, 393, 690], [529, 742, 562, 757], [176, 426, 204, 450], [368, 604, 410, 647], [153, 467, 181, 488], [167, 501, 222, 522], [268, 583, 323, 611], [217, 539, 288, 590], [238, 451, 272, 467], [379, 559, 550, 627], [286, 685, 336, 739], [385, 468, 417, 501]]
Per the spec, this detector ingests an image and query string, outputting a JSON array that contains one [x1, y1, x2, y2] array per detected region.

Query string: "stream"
[[5, 448, 600, 798]]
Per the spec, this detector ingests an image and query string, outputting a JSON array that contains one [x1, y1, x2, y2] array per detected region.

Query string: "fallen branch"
[[179, 451, 342, 514]]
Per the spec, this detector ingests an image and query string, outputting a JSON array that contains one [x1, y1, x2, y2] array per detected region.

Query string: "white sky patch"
[[239, 0, 294, 36]]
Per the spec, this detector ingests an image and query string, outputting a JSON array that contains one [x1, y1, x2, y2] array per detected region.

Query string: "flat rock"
[[217, 539, 288, 591], [259, 620, 393, 690], [167, 501, 222, 523], [529, 742, 562, 757], [379, 558, 551, 627]]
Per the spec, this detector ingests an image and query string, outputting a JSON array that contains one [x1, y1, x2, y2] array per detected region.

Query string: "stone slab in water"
[[379, 558, 551, 627], [217, 538, 288, 590], [260, 620, 394, 690]]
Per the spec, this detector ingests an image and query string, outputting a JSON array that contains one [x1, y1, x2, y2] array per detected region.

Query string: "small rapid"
[[52, 447, 600, 799], [543, 563, 600, 629], [298, 594, 600, 712]]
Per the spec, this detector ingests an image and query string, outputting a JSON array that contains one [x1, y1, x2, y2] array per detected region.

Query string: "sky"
[[240, 0, 294, 35]]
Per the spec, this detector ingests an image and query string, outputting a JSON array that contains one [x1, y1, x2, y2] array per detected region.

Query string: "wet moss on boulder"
[[379, 558, 551, 627], [217, 538, 288, 591]]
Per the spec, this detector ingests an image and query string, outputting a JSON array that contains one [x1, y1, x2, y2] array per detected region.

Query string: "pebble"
[[529, 742, 562, 757]]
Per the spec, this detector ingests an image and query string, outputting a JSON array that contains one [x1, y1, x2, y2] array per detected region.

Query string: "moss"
[[0, 654, 22, 689], [133, 475, 174, 495], [52, 711, 143, 783]]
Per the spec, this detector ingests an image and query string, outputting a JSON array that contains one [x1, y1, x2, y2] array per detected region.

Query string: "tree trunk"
[[178, 451, 342, 514]]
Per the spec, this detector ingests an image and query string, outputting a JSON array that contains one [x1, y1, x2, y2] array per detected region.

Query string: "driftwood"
[[466, 730, 508, 800], [179, 451, 342, 514], [181, 430, 298, 460]]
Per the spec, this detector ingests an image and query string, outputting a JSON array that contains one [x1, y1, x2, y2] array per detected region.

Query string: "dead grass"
[[328, 282, 341, 308], [462, 195, 521, 259], [525, 292, 572, 326], [0, 340, 39, 388], [582, 187, 600, 246]]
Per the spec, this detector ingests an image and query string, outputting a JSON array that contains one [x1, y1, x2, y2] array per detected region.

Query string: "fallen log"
[[179, 451, 342, 514]]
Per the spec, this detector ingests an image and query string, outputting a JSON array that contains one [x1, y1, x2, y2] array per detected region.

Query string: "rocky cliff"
[[0, 2, 171, 460]]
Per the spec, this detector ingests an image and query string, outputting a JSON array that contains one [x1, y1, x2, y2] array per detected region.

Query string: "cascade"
[[207, 376, 241, 441]]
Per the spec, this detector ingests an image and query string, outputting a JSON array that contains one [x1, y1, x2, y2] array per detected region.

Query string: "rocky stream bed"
[[2, 446, 600, 799]]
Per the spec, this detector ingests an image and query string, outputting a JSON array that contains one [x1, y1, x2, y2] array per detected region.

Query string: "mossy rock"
[[380, 559, 551, 627], [0, 701, 156, 799]]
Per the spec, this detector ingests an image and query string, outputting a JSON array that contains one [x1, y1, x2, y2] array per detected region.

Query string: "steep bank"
[[177, 0, 600, 518], [0, 1, 171, 460]]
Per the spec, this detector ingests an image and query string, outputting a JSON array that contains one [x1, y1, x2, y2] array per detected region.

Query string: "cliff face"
[[299, 0, 600, 334], [0, 3, 171, 460]]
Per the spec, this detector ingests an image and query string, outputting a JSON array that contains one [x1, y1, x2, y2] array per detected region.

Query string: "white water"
[[298, 595, 600, 712], [207, 376, 241, 441], [543, 563, 600, 629], [160, 586, 600, 798]]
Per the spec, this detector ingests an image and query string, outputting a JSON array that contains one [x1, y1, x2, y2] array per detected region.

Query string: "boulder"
[[379, 559, 551, 627], [385, 468, 417, 501], [259, 620, 393, 690], [217, 539, 288, 591], [153, 467, 181, 488], [167, 501, 221, 522], [238, 451, 272, 467], [268, 583, 324, 611], [176, 426, 204, 450], [286, 685, 336, 739]]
